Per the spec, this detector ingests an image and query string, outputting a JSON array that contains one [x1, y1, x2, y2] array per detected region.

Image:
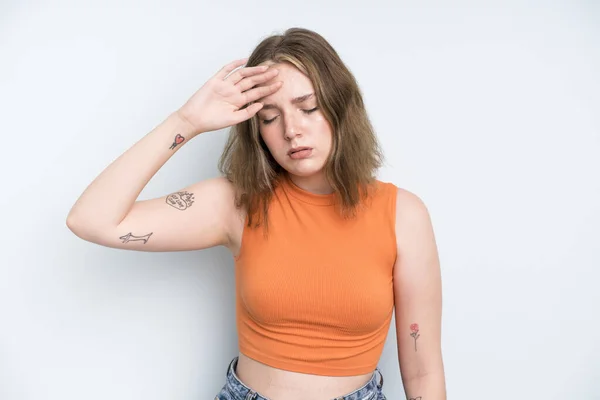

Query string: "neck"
[[286, 171, 333, 195]]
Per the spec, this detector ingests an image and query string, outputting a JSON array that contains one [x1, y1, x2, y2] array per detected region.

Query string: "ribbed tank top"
[[234, 174, 397, 376]]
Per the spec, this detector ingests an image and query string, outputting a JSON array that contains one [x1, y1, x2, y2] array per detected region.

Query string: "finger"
[[231, 102, 264, 125], [214, 58, 249, 80], [236, 68, 279, 92], [241, 81, 283, 105], [226, 65, 269, 86]]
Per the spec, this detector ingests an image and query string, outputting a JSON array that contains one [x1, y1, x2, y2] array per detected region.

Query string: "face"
[[254, 62, 333, 183]]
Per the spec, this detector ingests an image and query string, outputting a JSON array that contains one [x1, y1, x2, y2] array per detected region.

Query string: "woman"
[[67, 28, 446, 400]]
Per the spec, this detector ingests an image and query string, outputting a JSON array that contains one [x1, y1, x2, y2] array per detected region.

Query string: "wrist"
[[173, 109, 203, 138]]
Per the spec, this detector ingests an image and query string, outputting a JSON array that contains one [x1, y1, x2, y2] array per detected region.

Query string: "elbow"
[[66, 213, 77, 232], [65, 213, 95, 241], [66, 210, 84, 232], [66, 213, 115, 246], [66, 213, 87, 239]]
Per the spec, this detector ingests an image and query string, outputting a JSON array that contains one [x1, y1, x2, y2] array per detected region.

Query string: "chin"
[[281, 162, 325, 177]]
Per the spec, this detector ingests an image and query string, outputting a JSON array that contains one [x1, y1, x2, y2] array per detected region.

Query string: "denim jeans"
[[214, 356, 386, 400]]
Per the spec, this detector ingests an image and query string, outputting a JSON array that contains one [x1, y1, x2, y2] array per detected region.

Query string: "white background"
[[1, 1, 599, 399]]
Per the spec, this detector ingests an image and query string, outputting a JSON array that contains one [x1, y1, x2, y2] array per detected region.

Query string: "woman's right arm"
[[66, 58, 282, 252], [66, 112, 237, 252]]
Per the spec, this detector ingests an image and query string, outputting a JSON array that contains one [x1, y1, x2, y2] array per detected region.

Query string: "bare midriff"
[[234, 352, 374, 400]]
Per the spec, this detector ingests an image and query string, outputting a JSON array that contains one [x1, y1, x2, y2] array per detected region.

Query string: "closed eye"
[[262, 107, 319, 125]]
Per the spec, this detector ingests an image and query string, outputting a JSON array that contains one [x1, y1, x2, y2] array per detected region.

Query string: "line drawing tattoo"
[[166, 191, 195, 210], [409, 397, 422, 400], [119, 232, 153, 244], [169, 134, 185, 150], [410, 323, 420, 352]]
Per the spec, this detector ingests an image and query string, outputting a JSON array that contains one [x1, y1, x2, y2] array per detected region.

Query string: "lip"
[[288, 146, 312, 156]]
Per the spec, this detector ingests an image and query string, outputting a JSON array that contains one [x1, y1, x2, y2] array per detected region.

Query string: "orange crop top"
[[234, 174, 397, 376]]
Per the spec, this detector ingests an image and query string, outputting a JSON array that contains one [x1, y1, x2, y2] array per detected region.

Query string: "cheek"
[[259, 129, 283, 153], [317, 119, 333, 145], [315, 114, 332, 131]]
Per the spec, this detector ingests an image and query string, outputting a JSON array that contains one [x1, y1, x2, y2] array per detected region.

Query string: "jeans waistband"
[[224, 356, 384, 400]]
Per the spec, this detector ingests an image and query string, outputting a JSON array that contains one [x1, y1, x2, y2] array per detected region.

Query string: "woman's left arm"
[[393, 188, 447, 400]]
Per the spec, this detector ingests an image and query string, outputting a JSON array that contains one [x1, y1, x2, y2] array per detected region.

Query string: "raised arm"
[[66, 58, 282, 253]]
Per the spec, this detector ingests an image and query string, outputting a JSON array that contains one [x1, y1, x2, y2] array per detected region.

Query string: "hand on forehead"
[[254, 63, 314, 106]]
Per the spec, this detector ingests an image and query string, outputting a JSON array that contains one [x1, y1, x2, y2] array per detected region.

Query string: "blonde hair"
[[218, 27, 384, 229]]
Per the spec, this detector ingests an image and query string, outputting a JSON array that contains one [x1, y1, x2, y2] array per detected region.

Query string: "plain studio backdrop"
[[0, 1, 599, 399]]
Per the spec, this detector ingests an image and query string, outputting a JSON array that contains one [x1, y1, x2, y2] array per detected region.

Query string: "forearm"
[[402, 371, 447, 400], [67, 111, 197, 230]]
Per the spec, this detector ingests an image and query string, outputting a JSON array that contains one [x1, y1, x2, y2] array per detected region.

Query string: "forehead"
[[255, 62, 315, 103]]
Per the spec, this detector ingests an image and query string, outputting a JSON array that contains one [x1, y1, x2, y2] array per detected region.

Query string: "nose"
[[283, 113, 303, 141]]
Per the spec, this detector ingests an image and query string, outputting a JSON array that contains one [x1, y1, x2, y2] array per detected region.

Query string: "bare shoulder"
[[393, 187, 435, 244], [394, 187, 429, 216]]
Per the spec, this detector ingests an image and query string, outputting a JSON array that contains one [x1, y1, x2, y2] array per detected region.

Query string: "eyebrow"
[[261, 93, 314, 110]]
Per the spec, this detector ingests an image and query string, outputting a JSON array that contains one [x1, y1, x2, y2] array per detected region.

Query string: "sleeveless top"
[[234, 174, 398, 376]]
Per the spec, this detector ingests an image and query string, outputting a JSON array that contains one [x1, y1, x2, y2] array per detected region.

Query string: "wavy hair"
[[218, 27, 384, 230]]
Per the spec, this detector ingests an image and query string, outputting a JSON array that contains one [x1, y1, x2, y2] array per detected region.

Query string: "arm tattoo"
[[119, 232, 153, 244], [166, 191, 195, 210], [169, 134, 185, 150], [410, 323, 420, 352]]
